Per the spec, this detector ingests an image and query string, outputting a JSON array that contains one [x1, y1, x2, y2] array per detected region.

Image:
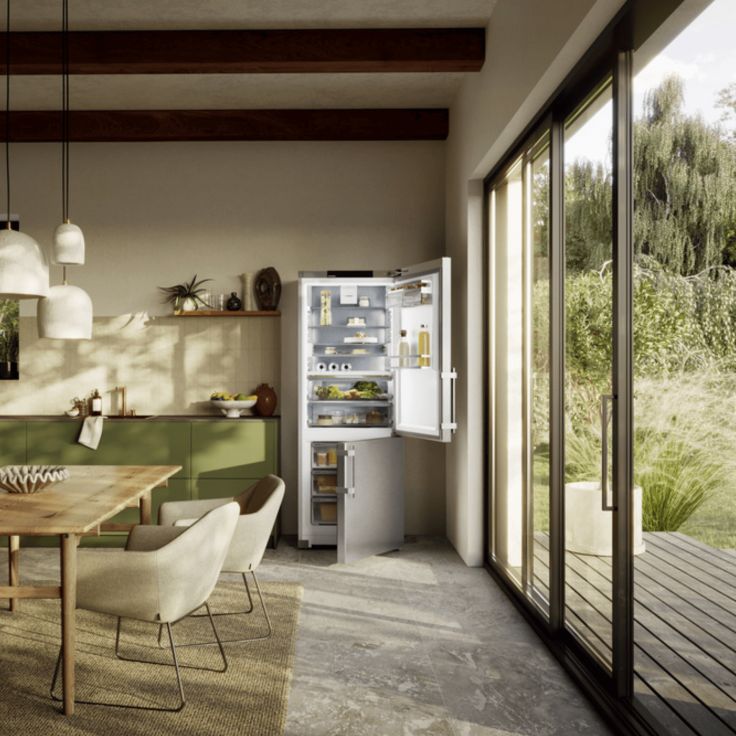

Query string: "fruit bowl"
[[0, 465, 70, 494], [210, 399, 257, 418]]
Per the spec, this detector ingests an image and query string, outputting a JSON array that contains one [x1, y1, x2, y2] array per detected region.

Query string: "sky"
[[567, 0, 736, 163]]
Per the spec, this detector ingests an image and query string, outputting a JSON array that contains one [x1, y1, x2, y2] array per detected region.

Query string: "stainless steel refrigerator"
[[298, 258, 456, 563]]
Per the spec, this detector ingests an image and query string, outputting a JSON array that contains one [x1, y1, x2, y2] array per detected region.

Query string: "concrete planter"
[[565, 481, 646, 556]]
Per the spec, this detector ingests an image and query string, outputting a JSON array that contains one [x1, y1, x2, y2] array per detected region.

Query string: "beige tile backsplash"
[[0, 315, 281, 417]]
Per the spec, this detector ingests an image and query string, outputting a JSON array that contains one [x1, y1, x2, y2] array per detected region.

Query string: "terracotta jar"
[[254, 383, 277, 417]]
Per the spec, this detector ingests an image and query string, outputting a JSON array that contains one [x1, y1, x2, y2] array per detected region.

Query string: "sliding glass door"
[[486, 53, 634, 697]]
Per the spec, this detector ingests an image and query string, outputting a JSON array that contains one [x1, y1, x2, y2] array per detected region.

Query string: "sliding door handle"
[[601, 394, 615, 511]]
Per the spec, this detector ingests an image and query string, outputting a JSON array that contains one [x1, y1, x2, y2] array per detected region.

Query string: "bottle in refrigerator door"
[[399, 329, 410, 367], [418, 325, 430, 367], [320, 290, 332, 325]]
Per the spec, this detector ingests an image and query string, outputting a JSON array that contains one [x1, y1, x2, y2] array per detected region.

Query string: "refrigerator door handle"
[[336, 448, 356, 498], [441, 369, 458, 433]]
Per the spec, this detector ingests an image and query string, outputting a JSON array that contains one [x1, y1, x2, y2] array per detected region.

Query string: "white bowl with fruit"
[[210, 392, 258, 418]]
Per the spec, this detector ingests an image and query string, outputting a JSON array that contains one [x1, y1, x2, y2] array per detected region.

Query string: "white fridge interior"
[[298, 258, 455, 561]]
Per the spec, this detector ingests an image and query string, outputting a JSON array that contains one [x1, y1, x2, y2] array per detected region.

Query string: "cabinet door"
[[0, 422, 27, 546], [191, 422, 277, 479], [0, 421, 26, 465], [26, 422, 190, 478]]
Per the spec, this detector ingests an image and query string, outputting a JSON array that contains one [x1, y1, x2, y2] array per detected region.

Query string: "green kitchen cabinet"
[[0, 422, 27, 546], [4, 418, 279, 549], [26, 422, 190, 478], [191, 422, 277, 480], [0, 421, 26, 465]]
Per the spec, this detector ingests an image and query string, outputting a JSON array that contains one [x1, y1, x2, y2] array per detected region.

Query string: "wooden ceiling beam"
[[0, 29, 484, 74], [0, 109, 449, 142]]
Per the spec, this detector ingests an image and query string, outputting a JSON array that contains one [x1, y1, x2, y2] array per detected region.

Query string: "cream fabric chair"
[[51, 502, 240, 712], [158, 474, 285, 643]]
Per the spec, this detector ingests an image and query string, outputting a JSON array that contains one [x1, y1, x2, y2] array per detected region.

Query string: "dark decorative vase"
[[254, 383, 277, 417], [226, 292, 242, 311], [254, 267, 282, 311]]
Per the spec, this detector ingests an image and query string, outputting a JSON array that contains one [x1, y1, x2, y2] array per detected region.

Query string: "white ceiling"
[[2, 1, 496, 111]]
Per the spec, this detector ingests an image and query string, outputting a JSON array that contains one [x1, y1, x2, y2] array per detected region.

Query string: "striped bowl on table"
[[0, 465, 70, 494]]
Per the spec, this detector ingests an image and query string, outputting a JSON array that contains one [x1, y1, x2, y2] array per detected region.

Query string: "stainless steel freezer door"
[[336, 437, 404, 564]]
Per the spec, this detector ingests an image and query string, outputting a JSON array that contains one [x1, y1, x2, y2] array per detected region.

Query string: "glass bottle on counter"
[[320, 290, 332, 325], [399, 329, 410, 367], [90, 389, 102, 416], [418, 325, 430, 367]]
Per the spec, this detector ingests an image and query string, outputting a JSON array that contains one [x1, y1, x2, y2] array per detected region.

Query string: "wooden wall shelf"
[[174, 310, 281, 317]]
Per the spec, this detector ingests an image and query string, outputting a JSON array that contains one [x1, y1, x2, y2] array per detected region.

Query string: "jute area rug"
[[0, 579, 303, 736]]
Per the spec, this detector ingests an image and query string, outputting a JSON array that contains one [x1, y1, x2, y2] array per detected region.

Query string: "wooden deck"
[[533, 532, 736, 736]]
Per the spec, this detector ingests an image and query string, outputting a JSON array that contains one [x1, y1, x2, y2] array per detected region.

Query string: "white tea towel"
[[78, 416, 104, 450]]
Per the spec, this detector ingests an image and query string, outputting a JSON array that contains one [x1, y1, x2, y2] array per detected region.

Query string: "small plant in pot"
[[159, 275, 212, 313]]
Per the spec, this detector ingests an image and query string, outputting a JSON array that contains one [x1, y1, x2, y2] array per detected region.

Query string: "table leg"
[[8, 535, 19, 612], [60, 534, 79, 716], [140, 490, 152, 526]]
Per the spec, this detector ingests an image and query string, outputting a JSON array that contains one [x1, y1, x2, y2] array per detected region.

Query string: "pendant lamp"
[[37, 280, 92, 339], [38, 0, 91, 340], [0, 0, 49, 300]]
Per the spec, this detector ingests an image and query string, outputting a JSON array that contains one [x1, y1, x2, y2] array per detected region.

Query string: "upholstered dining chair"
[[157, 474, 286, 643], [51, 502, 240, 712]]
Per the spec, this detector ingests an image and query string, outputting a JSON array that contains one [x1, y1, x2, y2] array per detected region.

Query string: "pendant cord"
[[6, 0, 10, 226], [61, 0, 68, 223]]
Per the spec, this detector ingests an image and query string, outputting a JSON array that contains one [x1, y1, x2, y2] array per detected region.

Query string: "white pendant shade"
[[0, 228, 50, 299], [37, 283, 92, 340], [51, 221, 85, 265]]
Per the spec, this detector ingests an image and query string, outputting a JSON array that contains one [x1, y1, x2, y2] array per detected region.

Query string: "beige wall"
[[2, 140, 447, 535], [6, 314, 280, 417], [444, 0, 626, 565]]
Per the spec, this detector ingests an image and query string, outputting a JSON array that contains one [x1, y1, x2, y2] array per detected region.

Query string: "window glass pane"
[[633, 0, 736, 730], [530, 133, 551, 615], [564, 80, 614, 670], [490, 156, 525, 585]]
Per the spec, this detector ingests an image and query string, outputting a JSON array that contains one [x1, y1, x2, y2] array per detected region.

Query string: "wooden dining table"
[[0, 464, 182, 715]]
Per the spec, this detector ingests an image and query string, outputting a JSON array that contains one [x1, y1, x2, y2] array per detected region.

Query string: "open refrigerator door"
[[388, 257, 456, 442]]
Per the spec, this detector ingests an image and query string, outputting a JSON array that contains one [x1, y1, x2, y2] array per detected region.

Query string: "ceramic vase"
[[241, 272, 255, 311], [254, 383, 277, 416], [226, 292, 242, 311], [254, 267, 282, 311]]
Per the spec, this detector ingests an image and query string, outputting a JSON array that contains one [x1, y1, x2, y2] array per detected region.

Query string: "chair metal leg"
[[192, 572, 255, 616], [51, 602, 227, 712], [176, 570, 273, 647]]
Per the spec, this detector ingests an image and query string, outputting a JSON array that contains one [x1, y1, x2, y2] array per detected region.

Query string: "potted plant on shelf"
[[159, 275, 212, 313]]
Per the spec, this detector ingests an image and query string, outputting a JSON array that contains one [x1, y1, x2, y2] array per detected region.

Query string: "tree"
[[634, 74, 736, 275], [561, 75, 736, 276], [565, 158, 612, 273]]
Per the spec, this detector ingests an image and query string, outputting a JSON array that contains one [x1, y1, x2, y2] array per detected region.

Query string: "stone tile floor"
[[2, 535, 615, 736]]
